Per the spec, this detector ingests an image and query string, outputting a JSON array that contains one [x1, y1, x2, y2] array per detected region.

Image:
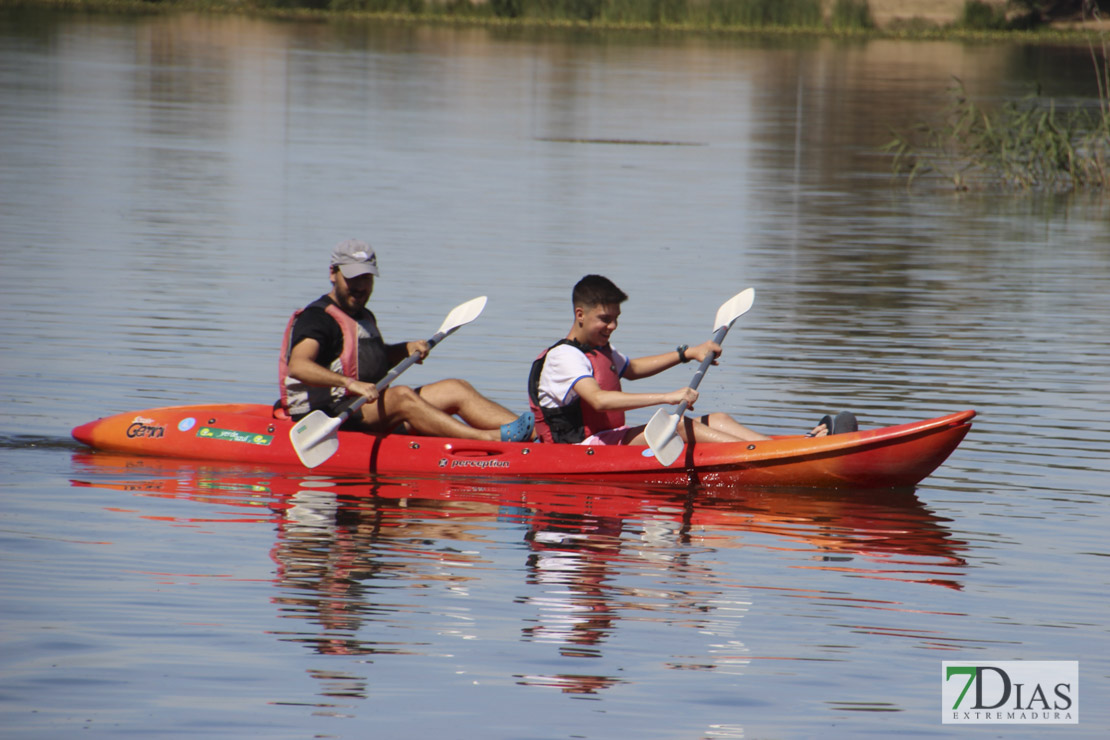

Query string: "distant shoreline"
[[2, 0, 1107, 43]]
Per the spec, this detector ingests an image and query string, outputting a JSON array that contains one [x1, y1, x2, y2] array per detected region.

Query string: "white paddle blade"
[[644, 408, 684, 466], [438, 295, 487, 334], [653, 435, 685, 466], [289, 411, 342, 468], [713, 288, 755, 331]]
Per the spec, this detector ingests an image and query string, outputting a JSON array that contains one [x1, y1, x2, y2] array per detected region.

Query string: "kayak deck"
[[72, 405, 975, 489]]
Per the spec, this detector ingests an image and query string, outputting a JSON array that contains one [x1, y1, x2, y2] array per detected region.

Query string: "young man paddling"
[[528, 274, 844, 446], [279, 239, 534, 442]]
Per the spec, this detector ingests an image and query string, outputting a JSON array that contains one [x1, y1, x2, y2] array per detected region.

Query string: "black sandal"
[[832, 411, 858, 434], [807, 415, 833, 437]]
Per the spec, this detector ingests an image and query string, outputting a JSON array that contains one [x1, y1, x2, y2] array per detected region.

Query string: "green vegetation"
[[960, 1, 1110, 31], [0, 0, 834, 28], [885, 79, 1110, 191], [193, 0, 843, 29], [960, 0, 1009, 30], [5, 0, 1110, 39], [830, 0, 873, 30], [885, 3, 1110, 191]]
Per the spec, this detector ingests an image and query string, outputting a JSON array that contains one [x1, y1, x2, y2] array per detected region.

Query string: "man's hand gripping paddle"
[[289, 296, 488, 468], [643, 288, 755, 466]]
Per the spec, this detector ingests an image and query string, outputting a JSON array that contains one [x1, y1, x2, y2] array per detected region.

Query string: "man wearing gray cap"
[[278, 239, 534, 442]]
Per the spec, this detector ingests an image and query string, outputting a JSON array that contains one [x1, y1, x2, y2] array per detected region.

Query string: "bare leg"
[[415, 378, 518, 430], [697, 413, 827, 440], [351, 384, 502, 441], [623, 414, 763, 445], [699, 412, 770, 441], [622, 411, 827, 446]]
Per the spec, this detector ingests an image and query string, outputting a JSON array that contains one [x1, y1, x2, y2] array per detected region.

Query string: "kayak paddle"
[[289, 295, 488, 468], [643, 288, 755, 466]]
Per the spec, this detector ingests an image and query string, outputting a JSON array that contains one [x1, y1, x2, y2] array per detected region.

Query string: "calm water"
[[1, 10, 1109, 738]]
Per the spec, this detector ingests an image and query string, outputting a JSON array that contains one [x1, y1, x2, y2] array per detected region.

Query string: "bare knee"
[[382, 385, 422, 413], [418, 378, 478, 411], [422, 378, 474, 396]]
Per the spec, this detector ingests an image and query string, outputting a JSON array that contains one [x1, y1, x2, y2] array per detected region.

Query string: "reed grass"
[[830, 0, 873, 30], [887, 4, 1110, 192], [247, 0, 843, 28], [884, 78, 1110, 191], [959, 0, 1008, 30]]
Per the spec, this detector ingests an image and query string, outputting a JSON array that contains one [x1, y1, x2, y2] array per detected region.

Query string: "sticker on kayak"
[[178, 417, 197, 432], [196, 427, 273, 446], [126, 421, 165, 439], [439, 458, 510, 470]]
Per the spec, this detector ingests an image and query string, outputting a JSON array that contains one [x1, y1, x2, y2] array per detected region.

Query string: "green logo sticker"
[[196, 427, 273, 446]]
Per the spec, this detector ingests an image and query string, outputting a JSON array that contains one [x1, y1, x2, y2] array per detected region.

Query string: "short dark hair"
[[572, 275, 628, 309]]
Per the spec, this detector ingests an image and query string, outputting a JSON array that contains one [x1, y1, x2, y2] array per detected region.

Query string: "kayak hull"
[[71, 404, 975, 488]]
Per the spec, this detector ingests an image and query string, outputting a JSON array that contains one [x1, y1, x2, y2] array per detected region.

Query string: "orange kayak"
[[71, 404, 974, 488]]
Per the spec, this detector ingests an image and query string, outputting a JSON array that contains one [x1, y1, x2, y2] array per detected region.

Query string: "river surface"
[[1, 9, 1108, 739]]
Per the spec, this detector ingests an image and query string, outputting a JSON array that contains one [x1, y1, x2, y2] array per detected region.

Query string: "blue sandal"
[[501, 411, 535, 442]]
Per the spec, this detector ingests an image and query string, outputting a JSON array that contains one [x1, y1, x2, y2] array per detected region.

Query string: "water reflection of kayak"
[[72, 404, 974, 489], [69, 453, 969, 592]]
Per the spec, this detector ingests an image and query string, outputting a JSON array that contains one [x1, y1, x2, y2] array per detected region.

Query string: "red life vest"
[[277, 299, 387, 418], [528, 340, 625, 443]]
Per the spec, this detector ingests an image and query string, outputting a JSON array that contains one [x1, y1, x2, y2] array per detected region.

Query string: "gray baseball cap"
[[330, 239, 380, 279]]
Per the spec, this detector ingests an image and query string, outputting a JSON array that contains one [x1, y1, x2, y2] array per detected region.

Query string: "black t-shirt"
[[290, 296, 350, 369], [289, 295, 388, 383]]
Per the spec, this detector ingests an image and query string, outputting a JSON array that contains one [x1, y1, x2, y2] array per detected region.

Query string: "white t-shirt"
[[536, 343, 629, 409]]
